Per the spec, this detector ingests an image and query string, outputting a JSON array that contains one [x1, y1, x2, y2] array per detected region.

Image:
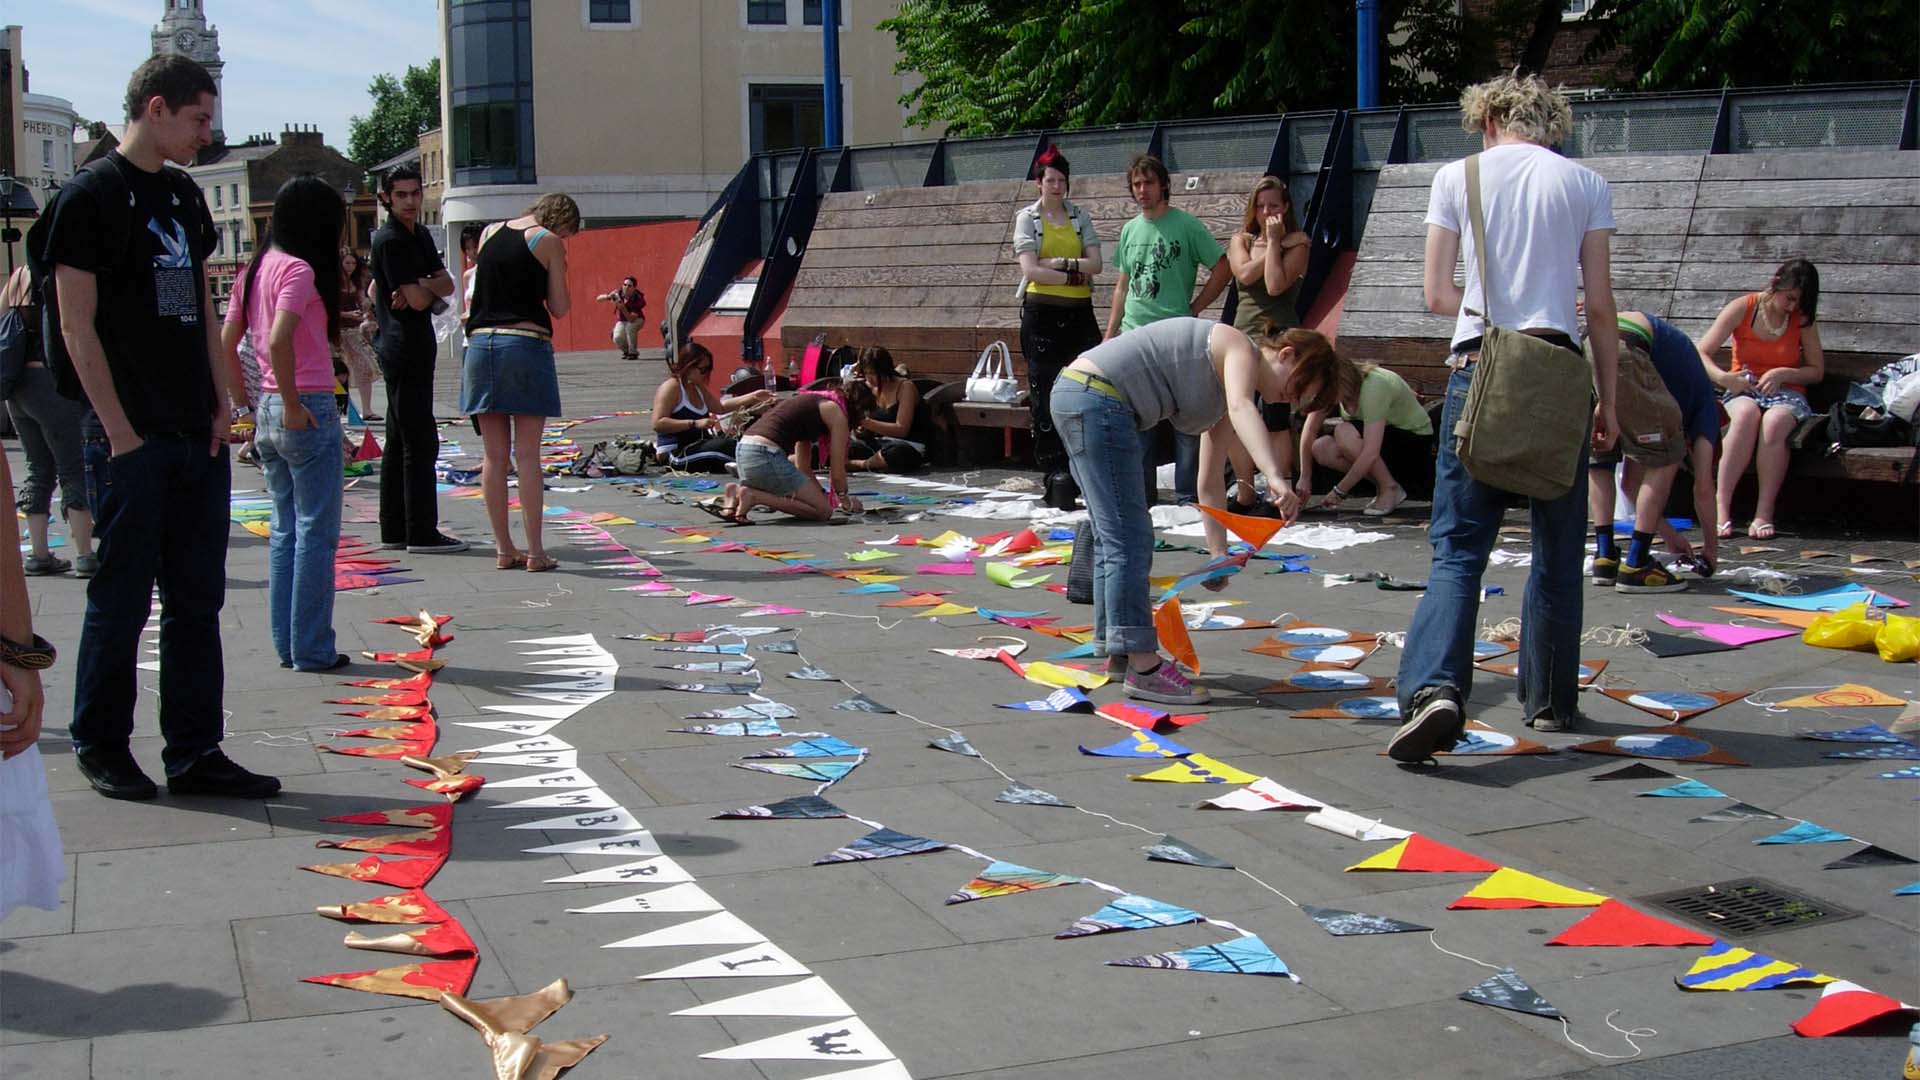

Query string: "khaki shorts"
[[1588, 337, 1684, 468]]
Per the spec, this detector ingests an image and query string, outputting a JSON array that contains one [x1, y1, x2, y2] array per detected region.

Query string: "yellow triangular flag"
[[1448, 867, 1608, 909], [1022, 661, 1109, 691], [921, 531, 967, 549], [913, 603, 978, 619], [1775, 684, 1907, 708], [849, 572, 905, 584], [242, 520, 271, 538], [1128, 753, 1260, 785]]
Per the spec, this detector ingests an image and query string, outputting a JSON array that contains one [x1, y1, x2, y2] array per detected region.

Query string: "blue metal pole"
[[1355, 0, 1380, 109], [822, 0, 844, 146]]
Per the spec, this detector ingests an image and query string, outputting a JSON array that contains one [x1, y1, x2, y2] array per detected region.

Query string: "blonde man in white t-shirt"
[[1390, 74, 1621, 762]]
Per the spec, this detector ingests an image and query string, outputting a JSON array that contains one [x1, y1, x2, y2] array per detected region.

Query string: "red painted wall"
[[545, 220, 699, 354]]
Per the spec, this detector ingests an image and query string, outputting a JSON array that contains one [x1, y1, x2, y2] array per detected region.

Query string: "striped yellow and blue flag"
[[1676, 941, 1836, 991]]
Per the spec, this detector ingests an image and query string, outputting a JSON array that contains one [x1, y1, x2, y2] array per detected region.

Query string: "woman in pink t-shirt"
[[219, 176, 349, 672]]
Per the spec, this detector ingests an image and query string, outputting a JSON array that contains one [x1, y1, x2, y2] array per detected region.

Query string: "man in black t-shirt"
[[368, 166, 461, 552], [44, 55, 279, 801]]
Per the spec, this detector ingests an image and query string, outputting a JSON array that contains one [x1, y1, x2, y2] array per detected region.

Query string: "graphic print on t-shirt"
[[1127, 235, 1184, 304], [148, 214, 200, 320]]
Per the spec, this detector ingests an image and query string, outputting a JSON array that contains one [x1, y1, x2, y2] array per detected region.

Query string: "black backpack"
[[23, 156, 135, 402], [1829, 400, 1918, 449]]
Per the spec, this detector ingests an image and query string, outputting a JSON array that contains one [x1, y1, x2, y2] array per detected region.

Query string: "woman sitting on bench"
[[847, 346, 932, 473], [650, 343, 772, 472]]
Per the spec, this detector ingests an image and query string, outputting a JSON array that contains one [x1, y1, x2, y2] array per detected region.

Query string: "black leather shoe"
[[166, 751, 282, 799], [294, 654, 352, 673], [74, 747, 160, 801]]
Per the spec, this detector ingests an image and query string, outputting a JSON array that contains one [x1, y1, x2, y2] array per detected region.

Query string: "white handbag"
[[965, 340, 1022, 404]]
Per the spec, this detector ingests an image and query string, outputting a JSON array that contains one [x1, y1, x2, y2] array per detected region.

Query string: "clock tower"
[[151, 0, 224, 144]]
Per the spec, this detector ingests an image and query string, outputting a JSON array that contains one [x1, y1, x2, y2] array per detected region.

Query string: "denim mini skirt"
[[462, 330, 562, 417]]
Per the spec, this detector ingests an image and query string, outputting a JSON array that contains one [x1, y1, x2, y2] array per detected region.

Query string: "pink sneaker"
[[1125, 662, 1209, 706]]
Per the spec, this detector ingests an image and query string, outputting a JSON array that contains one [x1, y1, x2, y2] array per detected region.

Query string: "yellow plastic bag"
[[1801, 603, 1880, 652], [1876, 612, 1920, 663]]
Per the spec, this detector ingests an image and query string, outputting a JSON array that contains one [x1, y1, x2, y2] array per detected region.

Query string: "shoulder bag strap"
[[1463, 153, 1495, 330]]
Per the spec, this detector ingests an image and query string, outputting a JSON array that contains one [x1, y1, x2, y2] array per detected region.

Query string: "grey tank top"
[[1080, 316, 1227, 435]]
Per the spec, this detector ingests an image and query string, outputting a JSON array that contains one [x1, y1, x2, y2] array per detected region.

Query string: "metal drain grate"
[[1641, 878, 1859, 939]]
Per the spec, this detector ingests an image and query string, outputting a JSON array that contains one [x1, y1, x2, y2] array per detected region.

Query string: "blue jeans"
[[1397, 366, 1589, 721], [71, 433, 231, 776], [1052, 380, 1156, 655], [1137, 426, 1201, 505], [258, 394, 344, 668]]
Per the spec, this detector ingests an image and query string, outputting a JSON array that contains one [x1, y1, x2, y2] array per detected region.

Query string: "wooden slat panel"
[[800, 245, 1004, 269], [1687, 206, 1920, 236], [1695, 178, 1920, 208], [1701, 151, 1920, 181], [786, 285, 991, 311], [1679, 233, 1919, 265], [1668, 318, 1914, 357], [814, 202, 1019, 230], [1667, 290, 1918, 323], [1675, 262, 1920, 295], [818, 183, 1020, 211], [808, 222, 1012, 250]]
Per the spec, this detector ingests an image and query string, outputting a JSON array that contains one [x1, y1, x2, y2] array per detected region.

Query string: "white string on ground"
[[1580, 624, 1647, 648], [1744, 684, 1852, 713], [1427, 931, 1504, 971], [1560, 1012, 1657, 1061], [520, 584, 574, 609]]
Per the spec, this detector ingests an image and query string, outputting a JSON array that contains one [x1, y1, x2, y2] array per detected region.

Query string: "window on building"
[[749, 83, 831, 154], [212, 184, 222, 208], [42, 139, 52, 167], [1563, 0, 1595, 16], [230, 183, 239, 207], [747, 0, 786, 26], [802, 0, 843, 25], [449, 0, 537, 186], [588, 0, 630, 22]]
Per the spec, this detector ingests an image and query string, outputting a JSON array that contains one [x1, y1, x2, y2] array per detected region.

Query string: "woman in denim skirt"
[[219, 176, 349, 671], [462, 194, 581, 572]]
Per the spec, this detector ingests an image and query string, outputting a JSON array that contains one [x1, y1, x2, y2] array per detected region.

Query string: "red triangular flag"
[[1347, 834, 1501, 873], [353, 430, 383, 461], [303, 956, 476, 1001], [1790, 980, 1918, 1037], [1195, 503, 1286, 550], [1546, 899, 1713, 947], [1000, 528, 1043, 554]]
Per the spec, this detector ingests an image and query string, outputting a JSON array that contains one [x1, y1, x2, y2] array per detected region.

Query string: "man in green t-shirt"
[[1105, 155, 1231, 503]]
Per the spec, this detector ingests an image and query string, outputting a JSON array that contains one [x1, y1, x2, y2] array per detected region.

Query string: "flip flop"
[[496, 554, 528, 570], [1716, 521, 1736, 539], [1748, 520, 1776, 540], [694, 501, 733, 522], [525, 555, 560, 573]]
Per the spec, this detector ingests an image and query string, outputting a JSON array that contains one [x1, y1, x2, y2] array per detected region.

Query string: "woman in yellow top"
[[1292, 347, 1435, 517], [1014, 146, 1103, 507]]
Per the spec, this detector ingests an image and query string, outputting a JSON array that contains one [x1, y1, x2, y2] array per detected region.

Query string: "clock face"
[[175, 30, 198, 52]]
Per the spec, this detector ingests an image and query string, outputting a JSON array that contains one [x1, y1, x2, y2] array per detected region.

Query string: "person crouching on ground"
[[1291, 341, 1436, 516], [462, 193, 581, 573], [1059, 317, 1304, 708], [723, 379, 876, 522]]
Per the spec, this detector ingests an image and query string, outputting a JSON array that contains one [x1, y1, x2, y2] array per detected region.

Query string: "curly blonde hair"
[[1457, 72, 1573, 147], [527, 193, 582, 235]]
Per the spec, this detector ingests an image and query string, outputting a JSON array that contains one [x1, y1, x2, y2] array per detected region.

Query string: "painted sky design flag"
[[672, 719, 788, 736], [1791, 980, 1920, 1037], [1897, 882, 1920, 895], [996, 782, 1073, 808], [653, 642, 747, 654], [1546, 899, 1714, 946], [1477, 658, 1607, 685], [1108, 936, 1298, 981], [731, 760, 860, 783], [997, 687, 1094, 713], [603, 911, 766, 949], [1129, 754, 1260, 784], [1057, 895, 1207, 938], [665, 681, 763, 695], [700, 1017, 897, 1064], [1879, 765, 1920, 779], [1459, 969, 1561, 1018], [639, 942, 812, 980], [1571, 727, 1749, 766], [814, 828, 949, 864], [1677, 941, 1835, 991], [835, 694, 896, 713], [1294, 696, 1402, 721], [713, 795, 846, 820], [1825, 743, 1920, 760], [672, 976, 855, 1018], [928, 733, 980, 757], [1256, 668, 1392, 695], [1823, 844, 1918, 870], [1800, 723, 1908, 743], [1253, 623, 1372, 650], [1638, 779, 1729, 798], [946, 860, 1082, 904], [545, 855, 693, 885], [1755, 820, 1853, 844], [665, 659, 756, 673], [1600, 688, 1746, 723], [1301, 905, 1431, 936], [304, 956, 479, 1002], [1448, 867, 1608, 910], [760, 639, 800, 653], [787, 666, 840, 681], [1277, 641, 1376, 669], [566, 883, 724, 915], [1143, 834, 1235, 869], [685, 702, 799, 721], [1199, 777, 1326, 811], [1081, 731, 1192, 758], [1438, 721, 1551, 756], [1346, 835, 1500, 873], [1690, 802, 1783, 823], [742, 737, 865, 759]]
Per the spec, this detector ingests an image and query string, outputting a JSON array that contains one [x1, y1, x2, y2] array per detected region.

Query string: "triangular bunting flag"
[[813, 828, 948, 864], [1108, 936, 1297, 980], [1448, 867, 1608, 910], [603, 911, 765, 949], [483, 768, 595, 790], [301, 854, 446, 889], [672, 976, 855, 1017], [1256, 668, 1392, 695], [1824, 743, 1920, 760], [945, 860, 1081, 904], [1128, 753, 1260, 784], [713, 795, 846, 820], [1143, 834, 1234, 869], [1755, 820, 1853, 844], [341, 920, 478, 958], [929, 733, 980, 757], [1081, 730, 1192, 758], [996, 687, 1094, 712], [304, 957, 478, 1001], [1345, 835, 1499, 873], [1823, 844, 1918, 869], [1689, 802, 1782, 823], [1195, 503, 1286, 549], [996, 782, 1072, 808], [1677, 941, 1835, 991], [1600, 688, 1746, 724], [1589, 763, 1675, 781], [522, 831, 661, 857], [1547, 899, 1713, 946], [1638, 779, 1729, 798], [565, 883, 723, 915], [1571, 727, 1748, 766], [1199, 777, 1325, 811], [1154, 598, 1200, 674], [1437, 720, 1551, 757], [1459, 969, 1561, 1018], [505, 807, 645, 832], [1775, 684, 1907, 708], [1057, 895, 1206, 938], [638, 942, 811, 980], [742, 737, 865, 759], [1294, 696, 1401, 721], [315, 888, 453, 926], [545, 855, 692, 885], [1271, 640, 1378, 669], [834, 694, 896, 713], [700, 1017, 896, 1064], [731, 760, 860, 783], [1304, 807, 1413, 842], [1790, 980, 1919, 1037], [1301, 905, 1431, 936]]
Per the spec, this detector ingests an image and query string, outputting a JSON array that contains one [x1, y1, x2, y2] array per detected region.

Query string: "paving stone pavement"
[[4, 350, 1917, 1079]]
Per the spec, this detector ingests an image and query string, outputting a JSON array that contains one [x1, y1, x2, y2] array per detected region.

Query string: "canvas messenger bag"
[[1450, 153, 1594, 501]]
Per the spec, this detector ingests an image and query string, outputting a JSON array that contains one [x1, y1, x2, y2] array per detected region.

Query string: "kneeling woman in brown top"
[[723, 380, 877, 522]]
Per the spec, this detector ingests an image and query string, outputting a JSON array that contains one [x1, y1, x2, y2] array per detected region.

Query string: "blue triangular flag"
[[976, 608, 1048, 621], [1058, 895, 1206, 938], [1800, 723, 1906, 743], [1638, 779, 1729, 798], [1045, 643, 1101, 660], [1107, 935, 1297, 980], [841, 583, 901, 595], [346, 398, 363, 426], [1895, 882, 1920, 895], [996, 687, 1093, 712], [730, 760, 859, 783], [1825, 744, 1920, 760], [813, 827, 947, 864], [740, 736, 864, 759], [1079, 731, 1192, 758], [1755, 820, 1853, 845], [1879, 765, 1920, 779]]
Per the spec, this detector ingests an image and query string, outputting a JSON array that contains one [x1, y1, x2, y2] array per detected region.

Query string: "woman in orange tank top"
[[1694, 258, 1824, 541]]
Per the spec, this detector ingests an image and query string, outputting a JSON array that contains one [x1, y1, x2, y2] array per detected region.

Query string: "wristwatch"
[[0, 632, 57, 671]]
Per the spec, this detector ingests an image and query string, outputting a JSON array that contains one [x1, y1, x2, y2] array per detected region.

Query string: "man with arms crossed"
[[1391, 74, 1621, 759]]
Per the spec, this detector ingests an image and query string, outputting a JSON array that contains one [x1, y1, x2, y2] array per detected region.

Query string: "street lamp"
[[0, 173, 18, 276]]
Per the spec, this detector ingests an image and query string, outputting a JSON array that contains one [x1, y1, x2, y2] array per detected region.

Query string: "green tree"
[[347, 58, 441, 168], [1580, 0, 1918, 89], [882, 0, 1509, 137]]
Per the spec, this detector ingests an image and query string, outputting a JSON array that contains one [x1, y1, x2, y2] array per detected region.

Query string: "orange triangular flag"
[[1154, 598, 1199, 674], [879, 593, 951, 608], [1195, 503, 1285, 550], [354, 430, 383, 461], [1546, 899, 1713, 946], [1712, 606, 1822, 629]]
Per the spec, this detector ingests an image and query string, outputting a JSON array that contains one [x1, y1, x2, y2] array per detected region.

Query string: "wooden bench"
[[1342, 150, 1919, 488]]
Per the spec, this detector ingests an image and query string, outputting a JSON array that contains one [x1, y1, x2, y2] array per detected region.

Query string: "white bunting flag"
[[1302, 806, 1413, 842], [545, 854, 690, 884], [469, 734, 574, 755], [481, 768, 597, 790], [454, 718, 567, 737], [604, 911, 764, 949], [514, 635, 601, 648], [796, 1062, 912, 1080], [481, 703, 591, 720], [672, 976, 854, 1018], [639, 942, 811, 980], [507, 807, 645, 832], [471, 750, 580, 769], [1199, 777, 1326, 812], [494, 787, 619, 811], [508, 690, 609, 706], [700, 1017, 895, 1063], [522, 830, 661, 856], [567, 882, 723, 915]]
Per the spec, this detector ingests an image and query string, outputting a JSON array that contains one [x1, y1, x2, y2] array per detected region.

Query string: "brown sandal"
[[525, 555, 560, 573], [496, 553, 528, 570]]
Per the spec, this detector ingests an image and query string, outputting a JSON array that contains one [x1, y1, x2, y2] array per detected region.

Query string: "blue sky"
[[18, 0, 440, 152]]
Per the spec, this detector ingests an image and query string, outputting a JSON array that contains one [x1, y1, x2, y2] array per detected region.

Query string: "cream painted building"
[[438, 0, 934, 227], [20, 92, 78, 200]]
